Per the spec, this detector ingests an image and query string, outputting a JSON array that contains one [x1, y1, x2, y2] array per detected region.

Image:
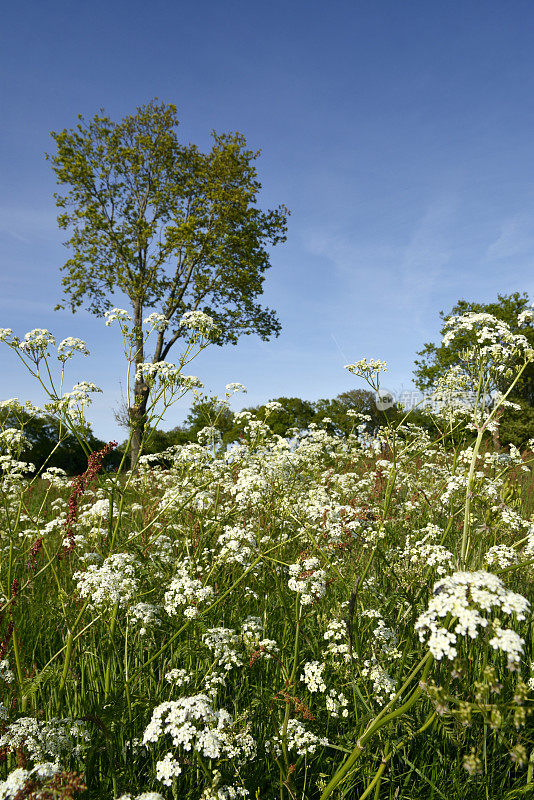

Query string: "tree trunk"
[[129, 301, 149, 471]]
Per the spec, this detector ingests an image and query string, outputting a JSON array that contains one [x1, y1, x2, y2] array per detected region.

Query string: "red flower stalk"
[[27, 538, 43, 571], [62, 442, 117, 557]]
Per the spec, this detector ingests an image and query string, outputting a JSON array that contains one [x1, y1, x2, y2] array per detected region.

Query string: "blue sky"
[[1, 0, 534, 439]]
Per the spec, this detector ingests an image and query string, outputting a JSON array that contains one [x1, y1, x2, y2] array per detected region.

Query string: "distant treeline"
[[2, 385, 532, 477], [0, 408, 123, 476], [138, 388, 534, 458]]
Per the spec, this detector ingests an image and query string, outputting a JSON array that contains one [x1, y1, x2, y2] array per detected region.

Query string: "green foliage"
[[314, 388, 395, 434], [47, 99, 288, 348], [414, 292, 534, 448], [499, 398, 534, 449], [414, 292, 534, 400], [0, 408, 120, 475]]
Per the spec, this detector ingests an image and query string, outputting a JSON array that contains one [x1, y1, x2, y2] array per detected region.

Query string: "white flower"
[[104, 308, 132, 326], [165, 668, 192, 688], [489, 625, 525, 666], [57, 337, 90, 360], [155, 752, 182, 786], [288, 557, 327, 605], [143, 695, 256, 776], [180, 310, 218, 335], [301, 661, 327, 693], [74, 553, 140, 609], [225, 382, 247, 395], [143, 313, 169, 332], [266, 719, 328, 757], [415, 571, 529, 662], [344, 359, 387, 378], [164, 564, 214, 619], [18, 329, 55, 359], [0, 717, 90, 762], [484, 545, 518, 569]]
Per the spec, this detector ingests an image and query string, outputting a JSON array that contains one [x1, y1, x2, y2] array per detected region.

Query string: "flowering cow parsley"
[[288, 557, 327, 605], [265, 718, 328, 757], [129, 602, 161, 636], [344, 359, 387, 378], [180, 310, 218, 335], [165, 668, 192, 688], [301, 661, 327, 693], [104, 308, 132, 326], [199, 771, 249, 799], [57, 337, 89, 360], [415, 571, 529, 665], [0, 659, 14, 684], [202, 628, 243, 671], [323, 618, 354, 663], [164, 563, 214, 619], [143, 695, 256, 785], [484, 545, 518, 570], [0, 763, 61, 800], [143, 312, 169, 332], [18, 329, 55, 360], [74, 553, 140, 609], [117, 794, 165, 800], [0, 717, 90, 762]]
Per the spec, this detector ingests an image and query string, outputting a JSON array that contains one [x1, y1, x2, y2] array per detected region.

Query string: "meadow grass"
[[1, 313, 534, 800]]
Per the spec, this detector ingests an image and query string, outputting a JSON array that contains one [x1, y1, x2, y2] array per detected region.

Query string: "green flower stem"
[[319, 653, 433, 799], [58, 597, 92, 702], [104, 602, 119, 701], [281, 596, 301, 780], [460, 360, 528, 567], [11, 628, 26, 711]]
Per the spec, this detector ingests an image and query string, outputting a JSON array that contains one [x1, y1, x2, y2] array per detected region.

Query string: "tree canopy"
[[47, 100, 289, 465], [413, 292, 534, 447]]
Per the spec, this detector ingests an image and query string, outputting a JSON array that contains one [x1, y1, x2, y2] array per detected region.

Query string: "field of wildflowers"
[[1, 310, 534, 799]]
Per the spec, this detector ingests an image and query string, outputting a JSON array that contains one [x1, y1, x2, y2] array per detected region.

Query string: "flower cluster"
[[104, 308, 132, 326], [287, 557, 328, 605], [0, 717, 90, 762], [180, 310, 218, 335], [415, 571, 529, 665], [265, 719, 328, 757], [57, 337, 90, 360], [164, 563, 215, 619], [74, 553, 140, 609], [143, 695, 256, 785]]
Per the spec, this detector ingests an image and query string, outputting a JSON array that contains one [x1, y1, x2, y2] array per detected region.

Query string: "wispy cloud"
[[0, 206, 58, 244], [398, 196, 454, 327], [486, 215, 534, 261], [302, 195, 454, 332]]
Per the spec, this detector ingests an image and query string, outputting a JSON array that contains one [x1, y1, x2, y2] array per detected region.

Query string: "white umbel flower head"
[[415, 571, 529, 663]]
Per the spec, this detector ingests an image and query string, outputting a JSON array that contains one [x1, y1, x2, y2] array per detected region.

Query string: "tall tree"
[[414, 292, 534, 447], [414, 292, 534, 402], [47, 100, 288, 466]]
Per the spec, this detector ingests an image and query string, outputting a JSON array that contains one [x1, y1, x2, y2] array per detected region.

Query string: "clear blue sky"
[[2, 0, 534, 439]]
